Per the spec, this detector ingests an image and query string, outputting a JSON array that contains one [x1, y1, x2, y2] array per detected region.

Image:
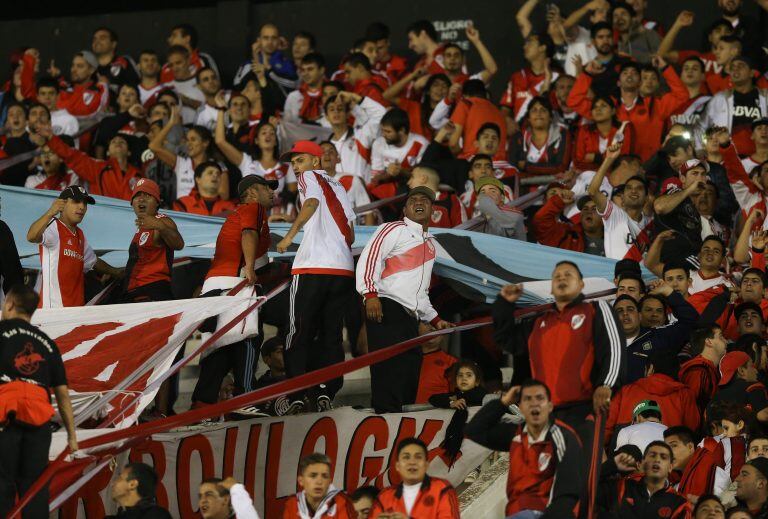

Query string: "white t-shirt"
[[335, 172, 372, 215], [239, 154, 296, 194], [292, 170, 356, 275], [170, 78, 205, 124], [690, 270, 725, 295], [370, 133, 429, 177], [402, 483, 421, 515], [138, 82, 167, 107], [195, 103, 221, 131], [615, 421, 667, 454], [174, 156, 197, 198], [598, 200, 653, 260]]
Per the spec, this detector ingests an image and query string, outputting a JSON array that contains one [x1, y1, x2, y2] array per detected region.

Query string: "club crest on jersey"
[[538, 452, 552, 471], [14, 343, 44, 375], [431, 210, 442, 223], [139, 231, 150, 246], [110, 64, 121, 76], [82, 92, 95, 105], [571, 314, 586, 330]]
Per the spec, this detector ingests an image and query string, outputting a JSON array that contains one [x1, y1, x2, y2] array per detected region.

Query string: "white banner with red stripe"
[[32, 296, 261, 428], [51, 407, 490, 518]]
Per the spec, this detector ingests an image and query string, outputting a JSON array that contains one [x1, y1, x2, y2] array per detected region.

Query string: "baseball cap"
[[752, 118, 768, 131], [79, 50, 98, 69], [131, 178, 161, 202], [238, 175, 279, 196], [279, 140, 323, 162], [718, 351, 751, 386], [614, 258, 641, 279], [748, 457, 768, 480], [679, 158, 710, 176], [474, 176, 505, 194], [58, 185, 95, 205], [632, 400, 661, 419], [406, 186, 436, 202]]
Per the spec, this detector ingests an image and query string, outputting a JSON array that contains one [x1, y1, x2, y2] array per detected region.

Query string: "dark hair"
[[323, 93, 343, 113], [612, 0, 637, 17], [690, 324, 721, 356], [591, 94, 616, 112], [294, 31, 317, 49], [704, 18, 734, 51], [6, 101, 28, 117], [451, 359, 484, 387], [644, 440, 673, 459], [639, 294, 667, 322], [157, 88, 179, 104], [520, 378, 552, 400], [139, 49, 159, 59], [124, 462, 159, 499], [662, 261, 690, 278], [476, 122, 501, 140], [719, 34, 743, 51], [680, 55, 705, 72], [365, 22, 390, 41], [726, 506, 752, 518], [171, 23, 198, 49], [693, 495, 724, 515], [166, 45, 190, 60], [250, 120, 279, 160], [324, 80, 345, 93], [6, 284, 39, 316], [613, 294, 639, 312], [298, 453, 331, 475], [36, 76, 60, 93], [396, 437, 428, 457], [527, 32, 555, 59], [462, 79, 487, 99], [639, 64, 660, 80], [28, 102, 50, 119], [381, 107, 410, 134], [648, 350, 680, 379], [261, 336, 284, 358], [351, 485, 380, 502], [421, 73, 451, 130], [554, 260, 583, 279], [469, 153, 493, 167], [345, 52, 372, 72], [193, 160, 221, 178], [301, 52, 326, 69], [406, 20, 438, 42], [591, 21, 613, 39], [200, 477, 229, 497], [720, 401, 753, 429], [188, 125, 212, 148], [743, 267, 768, 287], [617, 272, 646, 293], [662, 135, 693, 157], [93, 26, 118, 42], [749, 435, 768, 450], [664, 425, 697, 446], [701, 235, 726, 253], [195, 66, 218, 83], [443, 42, 464, 56], [525, 95, 553, 120]]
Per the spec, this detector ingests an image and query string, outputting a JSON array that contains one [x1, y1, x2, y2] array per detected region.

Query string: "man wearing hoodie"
[[606, 350, 700, 442], [612, 279, 698, 382]]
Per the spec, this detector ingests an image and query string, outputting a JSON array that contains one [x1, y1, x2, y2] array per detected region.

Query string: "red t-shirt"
[[415, 350, 457, 403], [450, 96, 507, 161], [206, 203, 270, 279], [126, 215, 174, 292]]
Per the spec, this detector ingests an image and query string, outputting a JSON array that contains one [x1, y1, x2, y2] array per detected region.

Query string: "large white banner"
[[52, 408, 490, 518]]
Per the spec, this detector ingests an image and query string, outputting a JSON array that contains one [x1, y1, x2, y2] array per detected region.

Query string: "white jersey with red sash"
[[369, 133, 429, 199], [38, 218, 97, 308]]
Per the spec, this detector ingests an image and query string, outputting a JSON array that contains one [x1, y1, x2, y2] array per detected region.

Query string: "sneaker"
[[463, 468, 481, 484], [230, 406, 269, 418], [274, 395, 305, 416], [316, 394, 333, 412]]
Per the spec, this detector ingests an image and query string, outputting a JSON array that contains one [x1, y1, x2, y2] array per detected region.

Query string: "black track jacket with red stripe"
[[493, 294, 626, 407]]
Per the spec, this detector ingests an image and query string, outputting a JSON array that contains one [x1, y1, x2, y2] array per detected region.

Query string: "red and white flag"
[[32, 296, 261, 429]]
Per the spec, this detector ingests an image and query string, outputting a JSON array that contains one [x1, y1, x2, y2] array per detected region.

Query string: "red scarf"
[[298, 84, 323, 121]]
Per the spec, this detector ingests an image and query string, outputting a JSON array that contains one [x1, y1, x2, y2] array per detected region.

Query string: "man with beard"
[[587, 143, 653, 260], [735, 458, 768, 518], [55, 51, 109, 117], [90, 27, 138, 94], [597, 442, 691, 517], [532, 192, 605, 255], [574, 21, 634, 98], [137, 50, 165, 107], [613, 1, 660, 64], [356, 187, 453, 413], [493, 261, 624, 514]]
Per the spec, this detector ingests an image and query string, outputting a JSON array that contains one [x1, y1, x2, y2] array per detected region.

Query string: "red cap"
[[132, 178, 161, 202], [679, 158, 709, 176], [279, 140, 324, 162], [719, 351, 751, 386]]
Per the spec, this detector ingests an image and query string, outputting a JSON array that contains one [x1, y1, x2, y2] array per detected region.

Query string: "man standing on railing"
[[356, 186, 454, 413], [493, 260, 625, 516]]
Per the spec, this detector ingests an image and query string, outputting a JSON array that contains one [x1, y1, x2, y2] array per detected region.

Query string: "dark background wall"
[[0, 0, 765, 98]]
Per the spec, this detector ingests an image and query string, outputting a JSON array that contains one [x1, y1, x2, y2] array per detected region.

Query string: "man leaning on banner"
[[0, 285, 78, 518]]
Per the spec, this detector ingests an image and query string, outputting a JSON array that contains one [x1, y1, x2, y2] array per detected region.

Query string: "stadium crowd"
[[2, 0, 768, 516]]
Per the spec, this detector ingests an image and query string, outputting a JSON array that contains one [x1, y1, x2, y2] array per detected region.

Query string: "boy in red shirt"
[[283, 453, 356, 519]]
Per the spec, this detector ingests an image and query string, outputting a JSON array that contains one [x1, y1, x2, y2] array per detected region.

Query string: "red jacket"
[[678, 436, 746, 500], [172, 192, 236, 216], [688, 285, 768, 340], [679, 356, 719, 413], [493, 296, 625, 407], [605, 373, 700, 440], [282, 490, 356, 519], [371, 476, 460, 519], [532, 195, 585, 252], [567, 66, 689, 161], [56, 81, 109, 117], [47, 135, 140, 200], [572, 122, 636, 171]]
